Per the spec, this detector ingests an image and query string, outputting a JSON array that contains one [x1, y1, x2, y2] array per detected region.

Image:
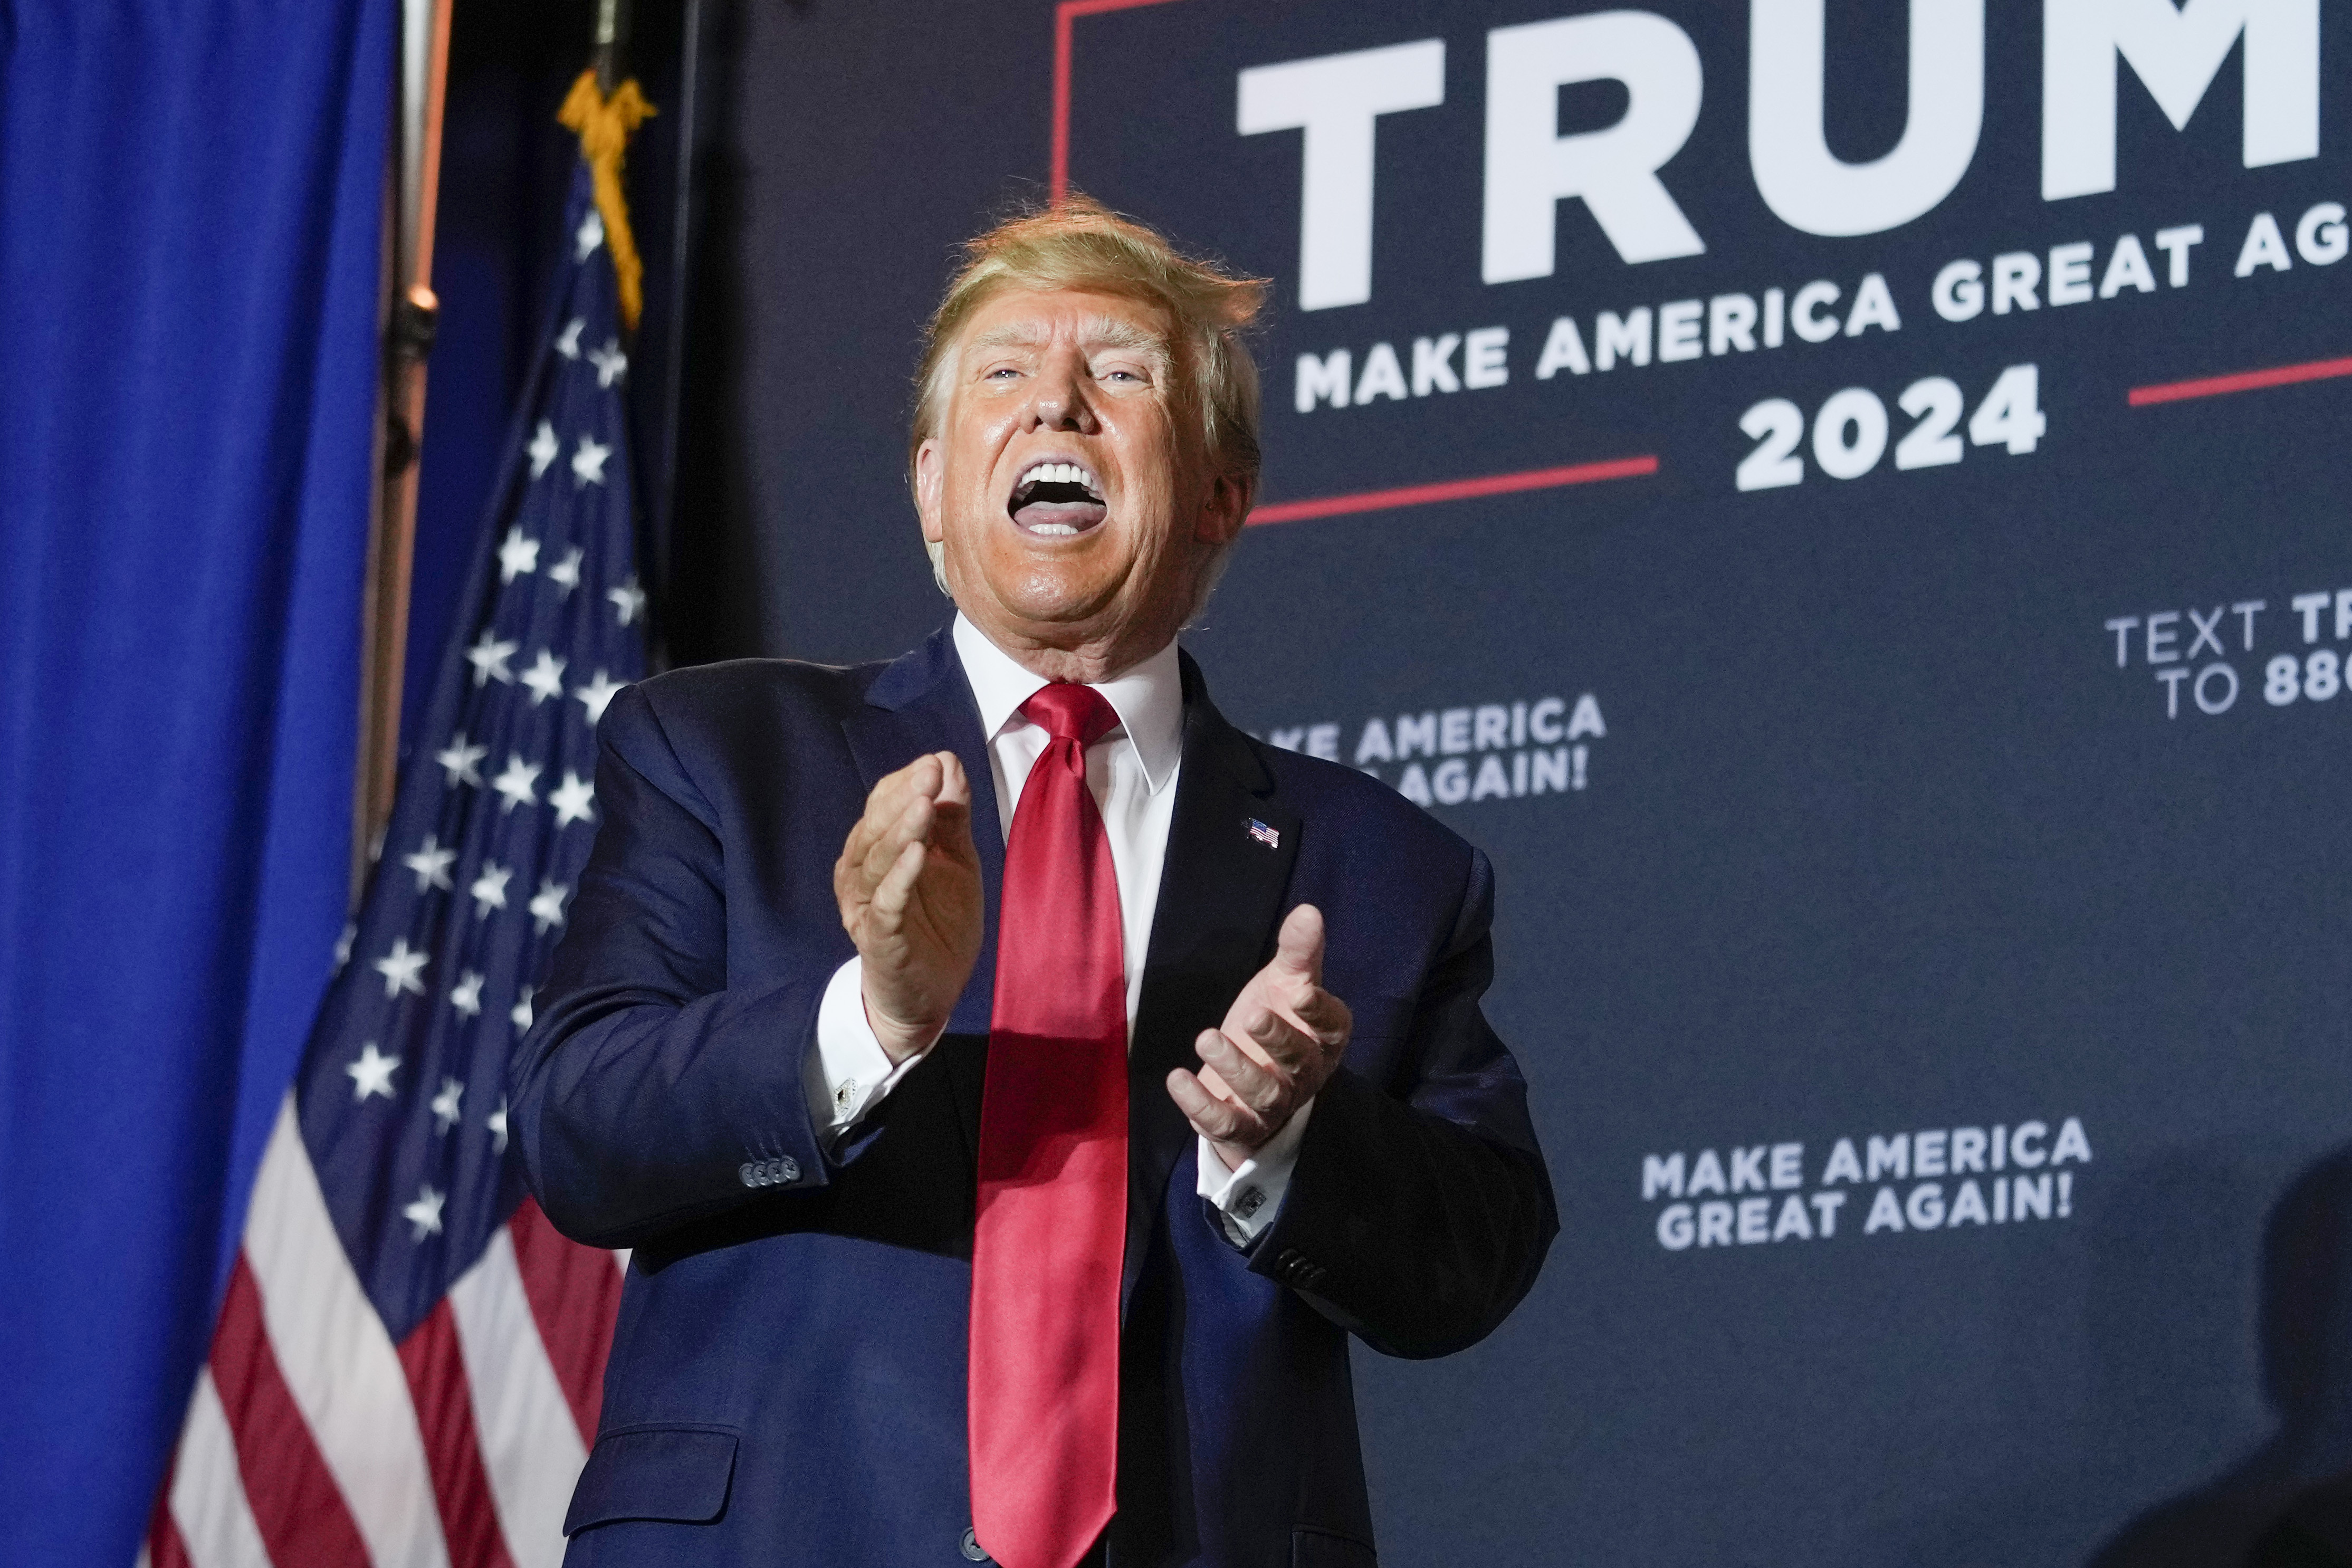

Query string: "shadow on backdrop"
[[2096, 1149, 2352, 1568]]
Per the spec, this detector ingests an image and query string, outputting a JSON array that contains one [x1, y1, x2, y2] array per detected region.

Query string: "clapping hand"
[[1167, 904, 1351, 1171], [833, 752, 986, 1064]]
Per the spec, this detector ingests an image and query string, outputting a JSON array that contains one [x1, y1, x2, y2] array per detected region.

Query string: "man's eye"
[[985, 366, 1021, 380]]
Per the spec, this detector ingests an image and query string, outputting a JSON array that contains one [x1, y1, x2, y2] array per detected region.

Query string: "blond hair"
[[909, 196, 1268, 491]]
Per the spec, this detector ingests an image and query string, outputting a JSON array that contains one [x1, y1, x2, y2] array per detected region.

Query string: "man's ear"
[[914, 437, 944, 544], [1196, 471, 1251, 547]]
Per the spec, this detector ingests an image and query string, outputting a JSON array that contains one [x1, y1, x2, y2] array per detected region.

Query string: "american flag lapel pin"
[[1246, 817, 1279, 849]]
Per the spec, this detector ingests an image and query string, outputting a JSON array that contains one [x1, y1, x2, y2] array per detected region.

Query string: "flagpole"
[[648, 0, 700, 672], [593, 0, 631, 92], [355, 0, 455, 897]]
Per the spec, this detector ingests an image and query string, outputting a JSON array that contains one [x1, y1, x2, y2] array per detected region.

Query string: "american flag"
[[144, 159, 646, 1568]]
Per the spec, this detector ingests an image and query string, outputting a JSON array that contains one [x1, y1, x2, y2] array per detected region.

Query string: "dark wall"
[[663, 0, 1066, 666]]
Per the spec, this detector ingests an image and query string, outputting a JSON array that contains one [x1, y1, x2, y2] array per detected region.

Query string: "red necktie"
[[969, 684, 1127, 1568]]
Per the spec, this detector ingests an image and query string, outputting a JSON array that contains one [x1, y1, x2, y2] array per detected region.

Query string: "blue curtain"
[[0, 2, 393, 1561]]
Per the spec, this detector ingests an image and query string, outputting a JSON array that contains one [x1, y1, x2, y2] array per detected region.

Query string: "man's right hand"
[[833, 751, 986, 1064]]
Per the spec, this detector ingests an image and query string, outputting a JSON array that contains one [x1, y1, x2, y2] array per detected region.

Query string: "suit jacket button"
[[738, 1162, 757, 1187], [778, 1155, 800, 1183], [961, 1526, 991, 1561]]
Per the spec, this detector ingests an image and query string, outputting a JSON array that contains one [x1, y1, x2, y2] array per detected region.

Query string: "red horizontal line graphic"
[[2128, 353, 2352, 406], [1248, 455, 1660, 526], [1050, 0, 1189, 204]]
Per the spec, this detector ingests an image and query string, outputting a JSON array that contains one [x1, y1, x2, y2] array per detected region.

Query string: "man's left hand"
[[1167, 904, 1351, 1172]]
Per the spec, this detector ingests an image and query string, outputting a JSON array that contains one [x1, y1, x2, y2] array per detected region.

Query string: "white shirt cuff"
[[807, 957, 920, 1138], [1195, 1097, 1314, 1247]]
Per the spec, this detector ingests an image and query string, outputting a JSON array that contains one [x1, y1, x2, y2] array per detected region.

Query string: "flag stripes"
[[445, 1223, 594, 1567], [504, 1200, 621, 1449], [213, 1255, 379, 1565], [240, 1101, 453, 1568], [160, 1374, 262, 1568], [397, 1302, 518, 1568], [155, 1103, 626, 1566]]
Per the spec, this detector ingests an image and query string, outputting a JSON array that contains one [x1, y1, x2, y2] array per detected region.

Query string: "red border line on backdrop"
[[2128, 354, 2352, 406], [1050, 4, 1663, 524], [1249, 456, 1661, 525], [1050, 0, 1189, 202]]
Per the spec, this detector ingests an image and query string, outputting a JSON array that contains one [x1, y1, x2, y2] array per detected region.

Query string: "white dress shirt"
[[804, 614, 1310, 1246]]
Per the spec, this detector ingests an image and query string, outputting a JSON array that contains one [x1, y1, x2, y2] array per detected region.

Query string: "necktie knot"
[[1019, 683, 1120, 748]]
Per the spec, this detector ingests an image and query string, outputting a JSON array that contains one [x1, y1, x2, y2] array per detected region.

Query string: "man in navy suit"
[[513, 198, 1556, 1567]]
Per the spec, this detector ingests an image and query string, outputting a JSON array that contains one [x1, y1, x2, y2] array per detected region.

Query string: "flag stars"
[[317, 204, 643, 1261], [435, 733, 487, 787], [548, 547, 583, 595], [607, 577, 645, 627], [574, 670, 623, 728], [466, 632, 518, 687], [492, 754, 542, 813], [498, 527, 541, 584], [550, 771, 597, 828], [449, 969, 485, 1018], [572, 434, 611, 488], [530, 879, 570, 935], [404, 1184, 447, 1242], [470, 861, 513, 916], [346, 1042, 400, 1102], [589, 340, 628, 388], [401, 834, 455, 893], [528, 419, 560, 479], [373, 938, 428, 999], [522, 649, 569, 705], [431, 1077, 465, 1135], [309, 197, 644, 1276]]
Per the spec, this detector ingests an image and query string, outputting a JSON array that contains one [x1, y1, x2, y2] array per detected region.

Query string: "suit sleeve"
[[1246, 847, 1559, 1359], [508, 682, 836, 1248]]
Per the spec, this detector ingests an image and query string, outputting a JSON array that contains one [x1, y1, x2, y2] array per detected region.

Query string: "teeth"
[[1018, 461, 1097, 491], [1029, 522, 1079, 536]]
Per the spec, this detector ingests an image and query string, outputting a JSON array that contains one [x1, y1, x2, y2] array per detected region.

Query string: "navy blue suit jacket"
[[512, 627, 1556, 1567]]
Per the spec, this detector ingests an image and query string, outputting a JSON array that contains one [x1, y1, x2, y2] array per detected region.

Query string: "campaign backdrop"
[[679, 1, 2352, 1561]]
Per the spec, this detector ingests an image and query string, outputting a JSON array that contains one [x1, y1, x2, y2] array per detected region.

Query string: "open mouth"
[[1007, 460, 1107, 536]]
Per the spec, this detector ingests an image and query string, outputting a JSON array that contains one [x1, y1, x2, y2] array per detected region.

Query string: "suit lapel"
[[1122, 654, 1300, 1314], [839, 627, 1005, 1162]]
